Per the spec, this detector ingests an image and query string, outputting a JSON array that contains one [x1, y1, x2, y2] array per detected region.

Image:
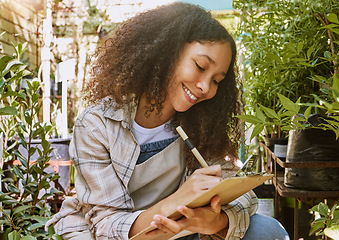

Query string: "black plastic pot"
[[264, 137, 288, 171], [284, 128, 339, 191]]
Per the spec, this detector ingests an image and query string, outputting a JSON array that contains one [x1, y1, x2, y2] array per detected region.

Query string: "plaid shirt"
[[46, 97, 258, 240]]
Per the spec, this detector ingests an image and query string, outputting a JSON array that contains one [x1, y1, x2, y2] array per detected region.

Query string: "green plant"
[[233, 0, 339, 139], [287, 73, 339, 139], [237, 73, 339, 140], [236, 94, 303, 140], [309, 201, 339, 239], [0, 42, 61, 239]]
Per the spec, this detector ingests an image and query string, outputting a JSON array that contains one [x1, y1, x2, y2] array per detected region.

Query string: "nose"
[[195, 76, 210, 94]]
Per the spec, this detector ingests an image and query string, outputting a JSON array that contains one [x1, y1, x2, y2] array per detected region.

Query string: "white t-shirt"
[[132, 120, 176, 145]]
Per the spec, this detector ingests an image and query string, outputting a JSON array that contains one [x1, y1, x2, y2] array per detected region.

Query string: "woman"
[[46, 2, 289, 240]]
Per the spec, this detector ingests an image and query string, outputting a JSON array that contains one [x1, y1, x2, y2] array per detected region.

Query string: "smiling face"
[[164, 41, 232, 115]]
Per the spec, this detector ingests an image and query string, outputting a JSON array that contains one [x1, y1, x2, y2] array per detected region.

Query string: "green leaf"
[[0, 78, 5, 90], [0, 219, 11, 226], [50, 187, 63, 194], [236, 115, 262, 124], [297, 42, 303, 54], [1, 60, 24, 78], [13, 165, 24, 179], [6, 69, 32, 85], [324, 225, 339, 239], [329, 203, 338, 216], [21, 236, 37, 240], [278, 93, 299, 113], [31, 80, 40, 91], [13, 205, 32, 216], [7, 183, 20, 194], [28, 147, 37, 157], [304, 106, 312, 120], [3, 90, 26, 99], [320, 24, 338, 29], [255, 105, 266, 122], [32, 93, 40, 103], [0, 55, 13, 73], [19, 122, 28, 133], [47, 224, 55, 235], [14, 150, 27, 166], [24, 110, 32, 125], [50, 174, 60, 181], [310, 221, 325, 236], [8, 230, 20, 240], [259, 104, 279, 120], [333, 74, 339, 93], [307, 44, 315, 59], [28, 222, 44, 231], [41, 193, 54, 199], [250, 123, 264, 140], [318, 202, 330, 217], [311, 75, 328, 84], [0, 106, 18, 116], [52, 234, 63, 240], [15, 42, 28, 60], [327, 13, 339, 24]]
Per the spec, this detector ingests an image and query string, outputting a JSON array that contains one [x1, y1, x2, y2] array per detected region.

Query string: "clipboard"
[[129, 173, 273, 240]]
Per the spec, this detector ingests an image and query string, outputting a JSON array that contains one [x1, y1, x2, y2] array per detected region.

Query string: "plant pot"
[[284, 128, 339, 191], [264, 137, 288, 171], [17, 137, 72, 193]]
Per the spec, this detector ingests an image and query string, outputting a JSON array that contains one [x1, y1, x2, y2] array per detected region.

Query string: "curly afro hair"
[[84, 2, 241, 171]]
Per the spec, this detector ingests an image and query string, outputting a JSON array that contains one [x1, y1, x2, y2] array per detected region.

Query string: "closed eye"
[[213, 79, 219, 85], [195, 62, 205, 71]]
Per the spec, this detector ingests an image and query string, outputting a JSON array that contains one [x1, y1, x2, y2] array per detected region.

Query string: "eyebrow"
[[198, 54, 227, 77]]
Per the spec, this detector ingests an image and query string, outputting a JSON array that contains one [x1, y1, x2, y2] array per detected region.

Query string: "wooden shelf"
[[259, 142, 339, 240], [273, 175, 339, 201]]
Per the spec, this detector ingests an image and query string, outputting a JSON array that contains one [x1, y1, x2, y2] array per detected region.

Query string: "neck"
[[135, 95, 175, 128]]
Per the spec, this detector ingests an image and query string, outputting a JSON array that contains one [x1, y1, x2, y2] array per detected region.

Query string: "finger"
[[196, 165, 222, 177], [210, 195, 222, 213], [177, 206, 195, 219], [152, 215, 181, 234], [200, 177, 223, 190], [148, 221, 176, 235]]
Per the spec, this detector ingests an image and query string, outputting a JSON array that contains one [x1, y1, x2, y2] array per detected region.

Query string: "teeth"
[[183, 86, 197, 100]]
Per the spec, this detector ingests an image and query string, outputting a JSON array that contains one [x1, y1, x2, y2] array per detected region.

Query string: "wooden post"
[[42, 0, 52, 123]]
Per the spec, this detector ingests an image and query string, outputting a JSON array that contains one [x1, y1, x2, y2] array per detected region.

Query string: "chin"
[[174, 105, 194, 112]]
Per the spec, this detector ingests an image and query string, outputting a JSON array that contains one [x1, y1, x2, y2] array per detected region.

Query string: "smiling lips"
[[183, 84, 198, 102]]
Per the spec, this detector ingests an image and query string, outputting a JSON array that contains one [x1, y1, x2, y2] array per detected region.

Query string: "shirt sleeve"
[[50, 107, 141, 240], [199, 190, 258, 240]]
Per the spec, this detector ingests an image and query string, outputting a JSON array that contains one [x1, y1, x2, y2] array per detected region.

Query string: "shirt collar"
[[102, 96, 137, 129]]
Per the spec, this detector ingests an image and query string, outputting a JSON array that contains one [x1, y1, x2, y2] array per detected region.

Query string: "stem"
[[19, 100, 35, 204], [316, 12, 338, 74], [3, 119, 9, 152], [0, 206, 17, 229], [33, 162, 44, 206]]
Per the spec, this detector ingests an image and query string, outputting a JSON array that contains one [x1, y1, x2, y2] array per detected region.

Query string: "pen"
[[176, 126, 209, 168]]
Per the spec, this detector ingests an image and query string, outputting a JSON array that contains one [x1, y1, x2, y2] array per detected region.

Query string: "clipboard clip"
[[236, 155, 260, 176]]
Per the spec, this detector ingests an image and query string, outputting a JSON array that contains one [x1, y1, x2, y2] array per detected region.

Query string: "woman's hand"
[[169, 165, 223, 206], [147, 195, 229, 236], [129, 165, 226, 238]]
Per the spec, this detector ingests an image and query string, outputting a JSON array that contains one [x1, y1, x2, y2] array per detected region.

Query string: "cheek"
[[206, 86, 218, 99]]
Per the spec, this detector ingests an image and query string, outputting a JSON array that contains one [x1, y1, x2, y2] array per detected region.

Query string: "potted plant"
[[309, 201, 339, 240], [0, 42, 62, 239], [233, 0, 339, 156]]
